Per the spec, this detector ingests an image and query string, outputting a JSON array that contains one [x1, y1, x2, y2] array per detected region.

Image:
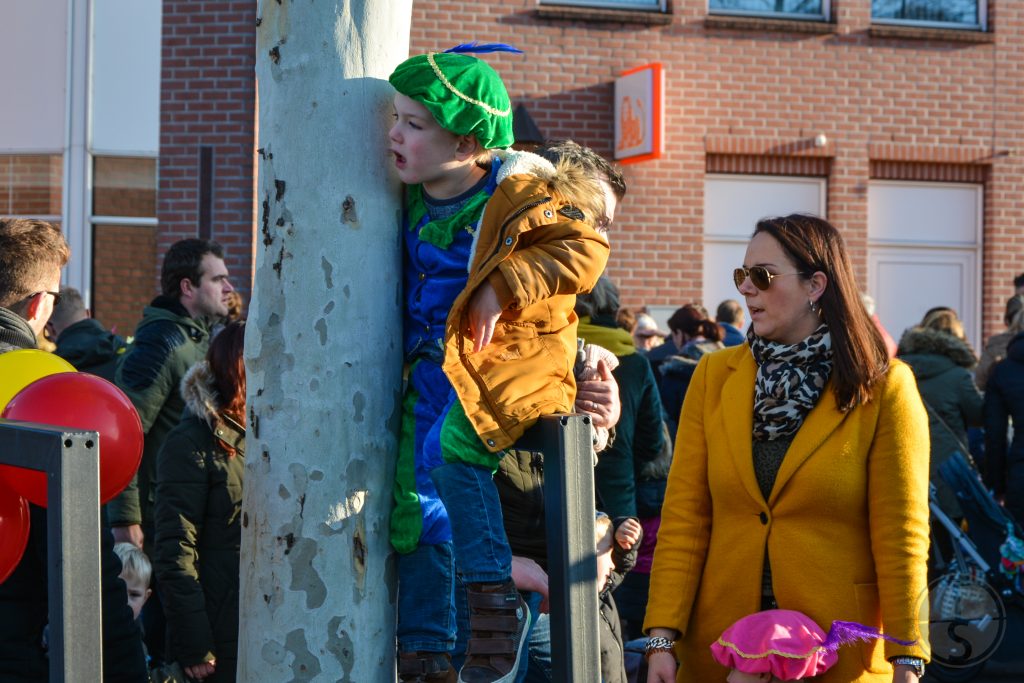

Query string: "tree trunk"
[[240, 2, 410, 680]]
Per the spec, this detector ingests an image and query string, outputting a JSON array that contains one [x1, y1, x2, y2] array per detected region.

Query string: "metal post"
[[518, 413, 600, 682], [0, 419, 103, 682]]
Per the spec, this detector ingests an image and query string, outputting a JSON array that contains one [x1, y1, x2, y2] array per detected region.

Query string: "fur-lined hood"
[[180, 360, 220, 428], [897, 326, 977, 375], [493, 149, 607, 229]]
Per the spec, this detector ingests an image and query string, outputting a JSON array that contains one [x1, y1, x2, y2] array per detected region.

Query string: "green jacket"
[[53, 318, 127, 382], [153, 361, 244, 680], [109, 297, 210, 529]]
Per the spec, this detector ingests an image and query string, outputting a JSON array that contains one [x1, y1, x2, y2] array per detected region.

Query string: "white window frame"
[[871, 0, 985, 32], [708, 0, 831, 22], [539, 0, 666, 11]]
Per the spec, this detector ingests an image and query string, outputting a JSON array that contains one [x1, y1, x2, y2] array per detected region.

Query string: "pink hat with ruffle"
[[710, 609, 915, 681]]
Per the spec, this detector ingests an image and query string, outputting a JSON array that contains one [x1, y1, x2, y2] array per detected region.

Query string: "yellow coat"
[[645, 344, 931, 682]]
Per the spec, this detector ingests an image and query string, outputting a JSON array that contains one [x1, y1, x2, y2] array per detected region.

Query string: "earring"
[[808, 299, 819, 314]]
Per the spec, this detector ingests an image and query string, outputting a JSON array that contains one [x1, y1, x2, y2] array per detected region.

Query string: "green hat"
[[389, 48, 515, 150]]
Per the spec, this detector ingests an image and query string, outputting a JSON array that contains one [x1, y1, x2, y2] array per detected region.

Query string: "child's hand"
[[615, 518, 642, 549], [466, 280, 503, 353], [185, 661, 216, 680]]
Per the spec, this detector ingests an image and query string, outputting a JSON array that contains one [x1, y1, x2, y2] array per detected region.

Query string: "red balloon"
[[0, 486, 30, 583], [0, 373, 143, 507]]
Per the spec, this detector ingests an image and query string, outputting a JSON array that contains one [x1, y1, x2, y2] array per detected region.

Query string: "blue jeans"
[[454, 582, 547, 683], [430, 461, 511, 583], [397, 542, 457, 653]]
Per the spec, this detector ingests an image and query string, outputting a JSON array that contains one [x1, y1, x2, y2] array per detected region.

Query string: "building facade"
[[4, 0, 1021, 349]]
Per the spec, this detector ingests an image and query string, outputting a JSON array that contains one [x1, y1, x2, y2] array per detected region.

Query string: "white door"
[[680, 174, 827, 331], [867, 181, 982, 351]]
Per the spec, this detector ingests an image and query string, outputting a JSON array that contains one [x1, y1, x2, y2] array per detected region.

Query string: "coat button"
[[504, 237, 513, 246], [418, 272, 426, 281], [486, 439, 495, 447], [543, 209, 553, 218], [759, 512, 768, 525]]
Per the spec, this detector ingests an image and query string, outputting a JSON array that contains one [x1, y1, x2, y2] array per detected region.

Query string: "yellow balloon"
[[0, 350, 77, 411]]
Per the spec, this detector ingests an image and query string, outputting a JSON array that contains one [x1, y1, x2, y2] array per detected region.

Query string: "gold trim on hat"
[[426, 52, 511, 118]]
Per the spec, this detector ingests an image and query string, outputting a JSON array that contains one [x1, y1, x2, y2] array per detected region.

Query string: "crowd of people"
[[1, 43, 1022, 683]]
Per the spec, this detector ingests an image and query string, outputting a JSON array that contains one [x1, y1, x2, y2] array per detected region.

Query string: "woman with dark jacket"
[[983, 331, 1024, 524], [896, 310, 982, 519], [154, 321, 245, 682], [657, 305, 725, 442]]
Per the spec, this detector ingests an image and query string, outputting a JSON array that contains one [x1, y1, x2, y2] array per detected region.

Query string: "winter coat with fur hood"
[[897, 326, 982, 518], [443, 151, 611, 452], [153, 361, 244, 682]]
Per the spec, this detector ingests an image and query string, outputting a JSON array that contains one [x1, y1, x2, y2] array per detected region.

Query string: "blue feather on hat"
[[444, 42, 523, 55]]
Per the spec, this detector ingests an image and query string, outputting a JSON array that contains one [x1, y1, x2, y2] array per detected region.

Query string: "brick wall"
[[93, 224, 158, 336], [159, 0, 257, 312], [410, 0, 1024, 340]]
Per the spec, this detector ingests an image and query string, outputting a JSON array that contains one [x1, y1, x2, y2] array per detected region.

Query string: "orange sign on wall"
[[614, 63, 663, 164]]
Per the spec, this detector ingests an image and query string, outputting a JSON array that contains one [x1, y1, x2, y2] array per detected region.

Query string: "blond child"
[[596, 513, 642, 683], [386, 44, 612, 683], [113, 542, 153, 622]]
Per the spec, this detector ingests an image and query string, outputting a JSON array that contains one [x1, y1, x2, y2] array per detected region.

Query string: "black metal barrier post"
[[0, 419, 103, 682], [517, 413, 599, 682]]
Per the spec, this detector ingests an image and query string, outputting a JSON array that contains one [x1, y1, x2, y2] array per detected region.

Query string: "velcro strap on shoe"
[[466, 590, 519, 610], [398, 653, 449, 675], [466, 637, 516, 655], [468, 614, 519, 632]]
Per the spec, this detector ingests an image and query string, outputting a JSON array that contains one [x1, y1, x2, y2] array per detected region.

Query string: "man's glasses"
[[733, 266, 806, 292], [37, 290, 61, 306]]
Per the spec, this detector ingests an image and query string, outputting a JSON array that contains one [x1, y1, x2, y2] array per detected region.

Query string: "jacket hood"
[[54, 318, 126, 368], [1007, 331, 1024, 362], [493, 149, 607, 228], [897, 327, 977, 374], [0, 306, 36, 352], [138, 298, 209, 339], [181, 361, 220, 427]]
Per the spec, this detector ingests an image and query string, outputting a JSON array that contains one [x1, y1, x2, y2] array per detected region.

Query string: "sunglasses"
[[35, 290, 62, 306], [733, 266, 806, 291]]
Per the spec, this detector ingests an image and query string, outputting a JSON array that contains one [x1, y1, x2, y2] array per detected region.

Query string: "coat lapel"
[[767, 380, 846, 506], [720, 349, 764, 506]]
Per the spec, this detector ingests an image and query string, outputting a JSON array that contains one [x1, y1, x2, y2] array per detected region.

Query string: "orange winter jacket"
[[645, 346, 932, 683], [443, 153, 610, 452]]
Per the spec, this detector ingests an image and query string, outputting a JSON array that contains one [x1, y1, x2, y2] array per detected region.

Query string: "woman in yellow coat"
[[644, 215, 931, 683]]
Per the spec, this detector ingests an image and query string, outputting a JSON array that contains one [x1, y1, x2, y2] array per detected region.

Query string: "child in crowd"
[[709, 609, 918, 682], [386, 43, 612, 683], [113, 542, 153, 623], [595, 513, 642, 683]]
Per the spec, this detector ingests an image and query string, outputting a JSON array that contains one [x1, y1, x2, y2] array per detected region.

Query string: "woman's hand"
[[185, 660, 216, 680], [511, 556, 550, 613], [892, 664, 922, 682], [646, 651, 677, 682]]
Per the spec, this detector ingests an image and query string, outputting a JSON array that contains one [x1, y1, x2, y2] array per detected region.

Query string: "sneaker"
[[458, 580, 532, 683], [398, 651, 457, 682]]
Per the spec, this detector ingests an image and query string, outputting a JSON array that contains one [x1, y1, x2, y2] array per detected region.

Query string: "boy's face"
[[122, 572, 151, 621], [596, 546, 614, 590], [389, 94, 476, 197]]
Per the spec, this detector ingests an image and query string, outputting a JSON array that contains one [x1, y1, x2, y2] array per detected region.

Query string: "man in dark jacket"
[[984, 331, 1024, 524], [47, 286, 127, 381], [715, 299, 746, 347], [0, 217, 147, 682], [108, 239, 234, 550]]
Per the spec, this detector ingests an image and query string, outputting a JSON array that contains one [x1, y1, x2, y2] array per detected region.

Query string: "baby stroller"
[[926, 452, 1024, 682]]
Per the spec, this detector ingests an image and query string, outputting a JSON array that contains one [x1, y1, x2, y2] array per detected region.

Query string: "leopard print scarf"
[[749, 324, 833, 441]]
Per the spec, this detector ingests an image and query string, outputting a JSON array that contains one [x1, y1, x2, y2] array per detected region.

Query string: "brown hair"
[[754, 214, 888, 411], [161, 238, 224, 299], [668, 304, 722, 343], [0, 218, 70, 311], [207, 321, 246, 453], [921, 309, 966, 341]]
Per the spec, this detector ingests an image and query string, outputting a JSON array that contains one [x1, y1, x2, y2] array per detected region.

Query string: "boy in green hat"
[[387, 45, 612, 683]]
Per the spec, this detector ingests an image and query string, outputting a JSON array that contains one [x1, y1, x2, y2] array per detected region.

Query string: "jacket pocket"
[[465, 328, 569, 420], [854, 582, 890, 674]]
